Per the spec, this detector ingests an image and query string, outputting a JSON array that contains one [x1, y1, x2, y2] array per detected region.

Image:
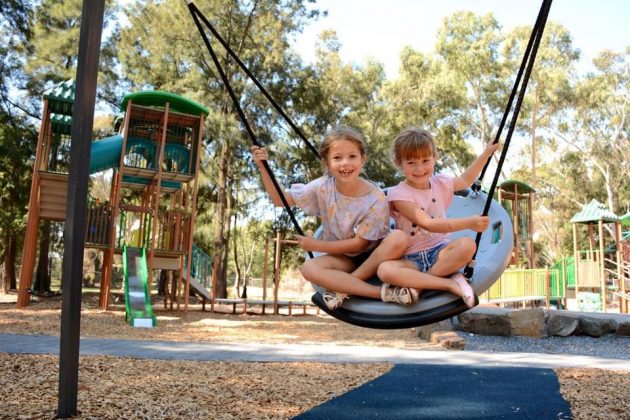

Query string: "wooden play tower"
[[497, 179, 536, 268], [17, 80, 210, 311]]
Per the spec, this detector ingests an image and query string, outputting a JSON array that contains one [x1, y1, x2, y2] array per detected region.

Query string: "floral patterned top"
[[291, 176, 390, 256]]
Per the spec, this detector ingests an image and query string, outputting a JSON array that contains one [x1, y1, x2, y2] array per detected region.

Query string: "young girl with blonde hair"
[[252, 126, 415, 310]]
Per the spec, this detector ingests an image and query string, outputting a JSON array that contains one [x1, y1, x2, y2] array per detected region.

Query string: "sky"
[[292, 0, 629, 78]]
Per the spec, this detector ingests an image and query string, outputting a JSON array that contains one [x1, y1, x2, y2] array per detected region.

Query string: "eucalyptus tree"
[[566, 48, 629, 215], [0, 0, 35, 291], [503, 22, 580, 187], [380, 46, 475, 179], [434, 12, 510, 155], [500, 22, 580, 262], [115, 0, 322, 296]]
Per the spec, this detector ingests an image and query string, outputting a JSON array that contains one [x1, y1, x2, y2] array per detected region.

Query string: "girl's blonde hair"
[[319, 125, 367, 162], [393, 127, 436, 165]]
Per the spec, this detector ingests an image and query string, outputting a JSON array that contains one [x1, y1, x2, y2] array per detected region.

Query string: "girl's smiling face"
[[324, 139, 366, 182], [399, 152, 436, 189]]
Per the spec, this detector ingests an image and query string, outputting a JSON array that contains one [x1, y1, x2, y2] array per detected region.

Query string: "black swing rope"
[[186, 1, 320, 159], [463, 0, 553, 280], [186, 1, 315, 258]]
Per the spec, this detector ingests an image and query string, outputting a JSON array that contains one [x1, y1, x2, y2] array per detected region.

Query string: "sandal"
[[451, 272, 476, 308], [322, 290, 348, 310], [380, 283, 419, 305]]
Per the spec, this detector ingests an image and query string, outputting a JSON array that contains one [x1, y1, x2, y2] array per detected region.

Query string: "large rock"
[[457, 307, 512, 336], [579, 315, 617, 337], [546, 312, 580, 336], [458, 307, 546, 337], [509, 308, 545, 338], [615, 322, 630, 337]]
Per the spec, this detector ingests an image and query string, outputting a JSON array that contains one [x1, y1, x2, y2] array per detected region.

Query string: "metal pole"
[[58, 0, 105, 417]]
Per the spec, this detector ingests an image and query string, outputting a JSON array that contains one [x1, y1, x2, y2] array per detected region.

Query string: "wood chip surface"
[[1, 294, 629, 419]]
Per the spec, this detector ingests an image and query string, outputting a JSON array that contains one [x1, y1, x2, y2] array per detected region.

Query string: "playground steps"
[[38, 172, 68, 221]]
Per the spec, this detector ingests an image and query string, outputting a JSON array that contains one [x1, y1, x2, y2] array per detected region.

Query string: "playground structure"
[[16, 80, 216, 320], [480, 196, 629, 313], [497, 180, 536, 268]]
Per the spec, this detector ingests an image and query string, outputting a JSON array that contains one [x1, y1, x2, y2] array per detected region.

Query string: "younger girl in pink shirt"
[[378, 127, 499, 307]]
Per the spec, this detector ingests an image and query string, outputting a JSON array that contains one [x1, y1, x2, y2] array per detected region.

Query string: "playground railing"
[[480, 268, 561, 304], [85, 199, 111, 246], [188, 243, 213, 289]]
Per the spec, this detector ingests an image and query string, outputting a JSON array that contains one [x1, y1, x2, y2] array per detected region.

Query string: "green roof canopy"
[[570, 199, 620, 224], [621, 211, 630, 226], [499, 179, 535, 194], [43, 80, 75, 116], [121, 91, 209, 117]]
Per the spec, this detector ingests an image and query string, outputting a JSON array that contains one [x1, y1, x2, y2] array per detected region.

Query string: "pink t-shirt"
[[291, 176, 390, 256], [387, 174, 455, 255]]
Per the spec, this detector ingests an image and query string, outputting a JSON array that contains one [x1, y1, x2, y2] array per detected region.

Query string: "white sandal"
[[380, 283, 419, 305], [322, 290, 348, 310]]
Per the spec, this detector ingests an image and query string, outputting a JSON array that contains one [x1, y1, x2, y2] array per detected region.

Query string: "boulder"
[[546, 312, 580, 337], [615, 322, 630, 337], [457, 307, 512, 336], [579, 315, 617, 337], [508, 308, 546, 338]]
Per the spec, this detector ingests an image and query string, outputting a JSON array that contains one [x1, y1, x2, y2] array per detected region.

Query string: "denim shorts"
[[404, 242, 448, 272]]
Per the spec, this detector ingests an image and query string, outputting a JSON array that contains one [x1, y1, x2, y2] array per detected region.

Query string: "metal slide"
[[123, 246, 157, 328], [187, 275, 212, 303]]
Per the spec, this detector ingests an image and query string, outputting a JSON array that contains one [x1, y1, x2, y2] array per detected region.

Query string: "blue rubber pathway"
[[295, 364, 572, 419]]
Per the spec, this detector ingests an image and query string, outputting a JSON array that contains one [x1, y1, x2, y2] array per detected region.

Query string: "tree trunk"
[[157, 269, 167, 296], [232, 211, 241, 297], [32, 221, 51, 293], [221, 180, 234, 296], [3, 230, 17, 292], [213, 134, 230, 298]]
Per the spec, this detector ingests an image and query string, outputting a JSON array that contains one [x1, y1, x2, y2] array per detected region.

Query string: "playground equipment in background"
[[570, 199, 627, 313], [479, 199, 629, 314], [186, 235, 319, 316], [122, 246, 156, 328], [17, 80, 214, 313], [497, 180, 536, 268]]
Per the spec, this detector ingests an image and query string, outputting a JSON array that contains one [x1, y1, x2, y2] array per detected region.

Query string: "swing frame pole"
[[57, 0, 105, 417]]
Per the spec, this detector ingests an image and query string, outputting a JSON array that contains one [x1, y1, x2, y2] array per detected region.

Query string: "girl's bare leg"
[[351, 229, 408, 280], [300, 255, 381, 299], [428, 237, 476, 277], [377, 259, 462, 296]]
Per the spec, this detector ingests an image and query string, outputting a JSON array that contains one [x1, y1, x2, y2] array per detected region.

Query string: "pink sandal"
[[451, 273, 476, 308]]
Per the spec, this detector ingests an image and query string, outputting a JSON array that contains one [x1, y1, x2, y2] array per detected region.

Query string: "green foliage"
[[3, 3, 627, 277], [0, 116, 37, 255], [24, 0, 120, 109]]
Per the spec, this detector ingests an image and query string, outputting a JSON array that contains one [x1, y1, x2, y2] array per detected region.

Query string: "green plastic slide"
[[122, 246, 157, 328]]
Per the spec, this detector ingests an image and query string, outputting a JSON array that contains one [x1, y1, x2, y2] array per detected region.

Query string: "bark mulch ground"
[[1, 293, 628, 419]]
